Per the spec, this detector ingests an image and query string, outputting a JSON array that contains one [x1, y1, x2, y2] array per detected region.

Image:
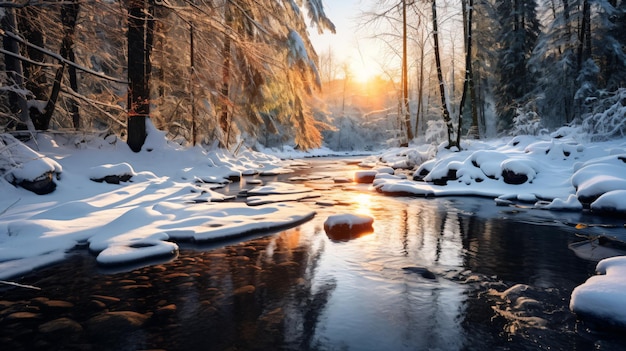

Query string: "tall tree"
[[219, 2, 233, 148], [458, 0, 479, 141], [127, 0, 153, 152], [531, 0, 577, 126], [17, 6, 49, 130], [1, 8, 32, 130], [60, 2, 81, 129], [493, 0, 540, 131], [401, 0, 413, 143], [431, 0, 455, 148]]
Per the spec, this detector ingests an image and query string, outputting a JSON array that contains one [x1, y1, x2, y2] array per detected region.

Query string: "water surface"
[[1, 157, 625, 350]]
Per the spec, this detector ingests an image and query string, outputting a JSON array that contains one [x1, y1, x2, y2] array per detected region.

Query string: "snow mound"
[[89, 163, 136, 184], [570, 256, 626, 328], [571, 155, 626, 208], [1, 133, 62, 194], [374, 137, 626, 215]]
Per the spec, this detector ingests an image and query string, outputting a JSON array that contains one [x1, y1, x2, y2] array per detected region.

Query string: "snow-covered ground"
[[0, 123, 316, 279], [1, 124, 626, 329]]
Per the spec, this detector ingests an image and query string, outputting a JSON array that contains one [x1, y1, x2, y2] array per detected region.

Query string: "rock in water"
[[324, 213, 374, 241], [354, 170, 377, 184], [402, 266, 437, 280]]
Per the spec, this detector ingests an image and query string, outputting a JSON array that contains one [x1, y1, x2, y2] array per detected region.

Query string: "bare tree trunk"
[[414, 27, 425, 138], [431, 0, 454, 148], [577, 0, 589, 70], [1, 9, 32, 130], [42, 63, 66, 125], [44, 2, 81, 127], [190, 24, 197, 146], [18, 7, 49, 130], [220, 3, 233, 148], [458, 0, 479, 143], [61, 2, 81, 129], [402, 0, 413, 143], [127, 0, 152, 152]]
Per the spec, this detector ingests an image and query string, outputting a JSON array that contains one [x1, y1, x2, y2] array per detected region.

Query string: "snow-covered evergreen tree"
[[494, 0, 541, 132]]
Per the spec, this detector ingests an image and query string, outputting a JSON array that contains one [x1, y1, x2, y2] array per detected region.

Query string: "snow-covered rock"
[[375, 137, 626, 215], [571, 155, 626, 209], [354, 170, 377, 184], [0, 133, 61, 194], [89, 163, 135, 184], [570, 256, 626, 329], [323, 213, 374, 241]]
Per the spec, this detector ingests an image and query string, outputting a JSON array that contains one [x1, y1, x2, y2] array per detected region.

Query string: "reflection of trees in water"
[[403, 199, 465, 267], [373, 199, 467, 349], [203, 227, 334, 350], [451, 201, 595, 349]]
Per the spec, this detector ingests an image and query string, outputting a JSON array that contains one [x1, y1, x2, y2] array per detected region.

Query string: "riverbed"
[[1, 157, 625, 350]]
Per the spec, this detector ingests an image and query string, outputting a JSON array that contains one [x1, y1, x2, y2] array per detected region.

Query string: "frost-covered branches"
[[581, 88, 626, 141], [1, 0, 335, 150]]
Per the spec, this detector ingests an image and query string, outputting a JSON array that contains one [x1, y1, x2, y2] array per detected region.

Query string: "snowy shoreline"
[[2, 126, 626, 330]]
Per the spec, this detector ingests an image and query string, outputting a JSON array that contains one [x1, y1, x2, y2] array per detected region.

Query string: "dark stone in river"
[[153, 304, 177, 322], [402, 266, 437, 280], [412, 168, 430, 181], [354, 170, 377, 184], [233, 285, 256, 295], [86, 311, 150, 337], [31, 298, 74, 312], [431, 169, 458, 186], [324, 214, 374, 242], [502, 169, 528, 185], [38, 317, 83, 334]]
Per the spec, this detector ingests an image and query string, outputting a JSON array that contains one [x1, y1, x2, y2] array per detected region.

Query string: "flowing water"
[[1, 157, 625, 350]]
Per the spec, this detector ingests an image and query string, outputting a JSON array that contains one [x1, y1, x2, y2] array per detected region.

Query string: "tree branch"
[[0, 29, 128, 84]]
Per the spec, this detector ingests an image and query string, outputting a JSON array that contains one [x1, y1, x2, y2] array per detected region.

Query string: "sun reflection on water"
[[352, 193, 374, 217]]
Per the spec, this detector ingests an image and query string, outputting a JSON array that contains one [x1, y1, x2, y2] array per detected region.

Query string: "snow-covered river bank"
[[2, 156, 625, 350]]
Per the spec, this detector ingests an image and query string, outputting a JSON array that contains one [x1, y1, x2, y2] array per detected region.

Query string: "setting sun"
[[352, 65, 376, 84], [349, 59, 382, 84]]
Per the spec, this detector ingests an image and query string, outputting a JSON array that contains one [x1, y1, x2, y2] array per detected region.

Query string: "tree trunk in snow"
[[220, 3, 233, 149], [431, 0, 455, 148], [127, 0, 152, 152], [1, 9, 33, 131], [18, 7, 49, 130], [414, 27, 425, 138], [459, 0, 479, 142], [61, 2, 81, 129], [402, 0, 413, 144]]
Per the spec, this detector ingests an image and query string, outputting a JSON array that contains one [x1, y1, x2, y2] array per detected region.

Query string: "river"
[[1, 157, 625, 350]]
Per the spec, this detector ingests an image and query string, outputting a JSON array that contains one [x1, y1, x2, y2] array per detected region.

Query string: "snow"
[[570, 256, 626, 328], [324, 213, 374, 228], [1, 133, 62, 183], [2, 125, 626, 329], [0, 123, 315, 278], [88, 163, 135, 181], [372, 133, 626, 212]]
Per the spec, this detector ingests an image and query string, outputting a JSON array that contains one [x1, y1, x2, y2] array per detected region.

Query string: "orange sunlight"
[[350, 58, 383, 85], [353, 193, 373, 217]]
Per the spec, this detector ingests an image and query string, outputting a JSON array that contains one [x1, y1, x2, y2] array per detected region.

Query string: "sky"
[[308, 0, 386, 82]]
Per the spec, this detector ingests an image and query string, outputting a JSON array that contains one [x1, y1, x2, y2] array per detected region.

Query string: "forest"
[[1, 0, 626, 153]]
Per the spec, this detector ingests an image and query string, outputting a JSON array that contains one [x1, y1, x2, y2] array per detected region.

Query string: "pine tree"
[[493, 0, 540, 132]]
